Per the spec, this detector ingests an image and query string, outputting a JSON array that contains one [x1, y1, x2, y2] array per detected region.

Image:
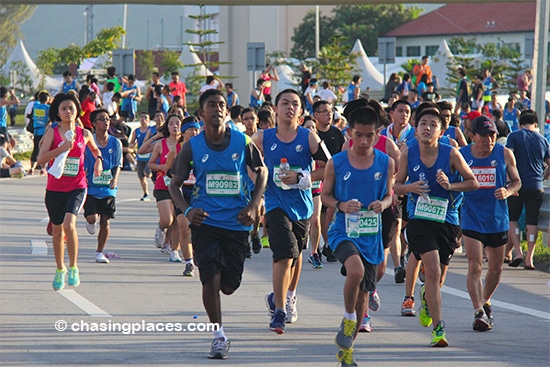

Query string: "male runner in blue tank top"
[[460, 116, 521, 332], [321, 106, 394, 367], [169, 89, 267, 360], [394, 108, 478, 347], [252, 89, 330, 334]]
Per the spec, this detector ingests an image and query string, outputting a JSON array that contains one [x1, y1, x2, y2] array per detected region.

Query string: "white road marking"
[[30, 240, 47, 255], [59, 290, 112, 317]]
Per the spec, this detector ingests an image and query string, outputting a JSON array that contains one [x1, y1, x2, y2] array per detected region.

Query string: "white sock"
[[96, 251, 103, 256], [344, 311, 357, 322], [287, 290, 296, 299], [213, 326, 226, 340], [185, 258, 194, 265]]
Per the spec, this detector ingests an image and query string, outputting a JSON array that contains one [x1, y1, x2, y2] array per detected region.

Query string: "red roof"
[[384, 2, 541, 38]]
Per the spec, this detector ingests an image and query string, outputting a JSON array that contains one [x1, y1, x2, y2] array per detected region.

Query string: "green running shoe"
[[67, 266, 80, 287], [419, 284, 432, 327], [52, 268, 67, 291]]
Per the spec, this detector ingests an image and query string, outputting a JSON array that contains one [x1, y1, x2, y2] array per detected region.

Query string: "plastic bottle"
[[279, 158, 291, 190], [348, 198, 360, 238], [418, 172, 430, 203]]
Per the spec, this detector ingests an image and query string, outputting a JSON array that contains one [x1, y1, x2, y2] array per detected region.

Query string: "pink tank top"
[[154, 138, 181, 191], [46, 126, 87, 192], [348, 134, 388, 153]]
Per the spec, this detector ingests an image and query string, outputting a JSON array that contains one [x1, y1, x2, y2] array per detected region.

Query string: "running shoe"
[[183, 262, 195, 277], [269, 309, 286, 334], [401, 297, 416, 316], [160, 243, 171, 255], [358, 313, 372, 333], [323, 245, 338, 262], [261, 236, 270, 248], [285, 295, 298, 323], [85, 221, 97, 235], [473, 309, 492, 332], [265, 292, 275, 316], [335, 318, 357, 349], [169, 250, 183, 262], [95, 252, 110, 264], [251, 233, 262, 254], [207, 337, 230, 359], [308, 253, 323, 269], [140, 194, 150, 202], [369, 290, 380, 312], [394, 265, 406, 284], [154, 226, 165, 248], [336, 348, 358, 367], [67, 266, 80, 287], [430, 320, 448, 347], [419, 284, 432, 327], [52, 268, 67, 291], [483, 302, 494, 328]]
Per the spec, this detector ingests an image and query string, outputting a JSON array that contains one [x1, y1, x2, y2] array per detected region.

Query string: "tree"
[[160, 50, 183, 78], [446, 36, 477, 90], [137, 50, 156, 80], [10, 60, 33, 95], [0, 5, 37, 65], [291, 5, 421, 59], [478, 42, 521, 89]]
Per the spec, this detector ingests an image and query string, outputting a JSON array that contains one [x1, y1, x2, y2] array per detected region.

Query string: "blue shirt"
[[0, 105, 6, 128], [328, 150, 389, 265], [85, 135, 123, 199], [190, 129, 254, 231], [135, 126, 154, 162], [460, 144, 509, 233], [262, 127, 313, 221], [504, 108, 519, 132], [506, 129, 550, 190], [406, 143, 464, 225], [227, 91, 239, 107], [33, 103, 50, 136]]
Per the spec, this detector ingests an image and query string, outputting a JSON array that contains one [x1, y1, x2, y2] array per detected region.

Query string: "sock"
[[286, 290, 296, 299], [96, 251, 103, 255], [344, 311, 357, 322], [213, 326, 226, 340], [405, 295, 414, 301], [185, 258, 194, 265], [482, 299, 489, 305]]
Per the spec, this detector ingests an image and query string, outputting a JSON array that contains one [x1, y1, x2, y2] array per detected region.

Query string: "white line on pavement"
[[59, 290, 112, 317]]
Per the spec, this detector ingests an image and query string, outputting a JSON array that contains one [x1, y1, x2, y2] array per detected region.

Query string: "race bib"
[[63, 157, 80, 177], [273, 166, 300, 188], [206, 172, 240, 196], [312, 180, 321, 190], [472, 166, 496, 189], [414, 196, 448, 223], [345, 209, 380, 236], [93, 170, 113, 186]]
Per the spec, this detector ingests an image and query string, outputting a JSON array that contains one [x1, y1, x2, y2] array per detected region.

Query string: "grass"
[[522, 232, 550, 264]]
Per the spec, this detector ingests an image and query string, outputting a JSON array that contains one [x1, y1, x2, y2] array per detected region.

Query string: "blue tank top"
[[483, 77, 493, 101], [62, 79, 78, 93], [85, 135, 123, 199], [263, 127, 313, 221], [347, 83, 358, 101], [406, 143, 463, 225], [444, 126, 457, 140], [328, 150, 389, 265], [190, 128, 254, 231], [249, 88, 261, 108], [33, 103, 50, 136], [503, 108, 519, 132], [228, 92, 239, 107], [460, 144, 508, 233], [136, 126, 153, 161], [0, 105, 6, 128]]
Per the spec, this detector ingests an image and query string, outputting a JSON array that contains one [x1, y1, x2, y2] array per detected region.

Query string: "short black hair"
[[199, 88, 226, 110], [519, 110, 538, 126], [91, 108, 110, 122], [348, 106, 380, 130]]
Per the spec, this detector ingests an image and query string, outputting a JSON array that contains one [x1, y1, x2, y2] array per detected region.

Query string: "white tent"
[[1, 40, 60, 92], [177, 45, 213, 81], [351, 39, 385, 91], [430, 39, 455, 89]]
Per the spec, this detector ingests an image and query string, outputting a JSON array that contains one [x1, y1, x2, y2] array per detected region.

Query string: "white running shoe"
[[154, 226, 165, 248], [86, 221, 97, 235], [160, 243, 171, 255], [285, 295, 298, 323], [95, 252, 110, 264], [170, 250, 183, 262]]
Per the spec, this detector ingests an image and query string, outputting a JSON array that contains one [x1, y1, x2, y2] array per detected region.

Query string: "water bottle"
[[279, 158, 291, 190], [348, 199, 360, 238], [418, 173, 430, 203]]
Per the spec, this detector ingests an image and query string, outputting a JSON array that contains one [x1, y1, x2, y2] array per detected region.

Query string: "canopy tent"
[[430, 39, 455, 89], [1, 40, 60, 93], [351, 39, 385, 91], [177, 45, 213, 81]]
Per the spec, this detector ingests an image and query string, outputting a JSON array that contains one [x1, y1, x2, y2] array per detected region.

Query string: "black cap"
[[470, 115, 497, 135]]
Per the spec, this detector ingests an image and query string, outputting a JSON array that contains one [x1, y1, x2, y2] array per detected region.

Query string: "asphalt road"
[[1, 172, 549, 366]]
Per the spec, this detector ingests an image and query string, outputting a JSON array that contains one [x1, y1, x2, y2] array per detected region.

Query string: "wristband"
[[184, 207, 192, 217], [96, 156, 103, 161]]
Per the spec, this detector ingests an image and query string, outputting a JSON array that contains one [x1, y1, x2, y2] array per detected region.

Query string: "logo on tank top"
[[467, 160, 473, 166], [270, 143, 277, 151], [295, 145, 303, 152], [202, 154, 209, 163], [231, 153, 240, 161], [109, 148, 113, 154], [413, 165, 420, 172], [343, 172, 351, 181], [374, 172, 382, 181], [491, 160, 497, 167], [77, 142, 83, 148]]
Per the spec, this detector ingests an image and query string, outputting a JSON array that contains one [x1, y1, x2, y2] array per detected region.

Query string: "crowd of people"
[[1, 58, 550, 366]]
